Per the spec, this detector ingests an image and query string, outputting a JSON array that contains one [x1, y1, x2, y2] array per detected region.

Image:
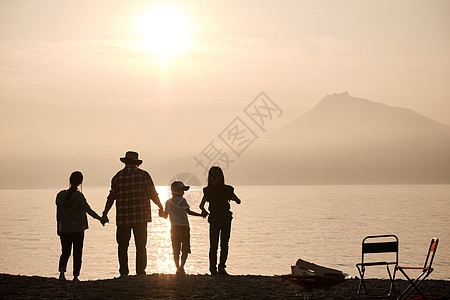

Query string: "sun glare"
[[134, 5, 193, 56]]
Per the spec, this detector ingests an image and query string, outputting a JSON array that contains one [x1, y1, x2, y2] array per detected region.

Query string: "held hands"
[[158, 208, 165, 218], [100, 214, 109, 226], [201, 209, 209, 218]]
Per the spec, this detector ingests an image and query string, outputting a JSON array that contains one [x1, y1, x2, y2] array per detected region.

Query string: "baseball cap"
[[171, 181, 190, 193]]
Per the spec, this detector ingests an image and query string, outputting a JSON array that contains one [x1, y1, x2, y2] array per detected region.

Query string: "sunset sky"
[[1, 0, 449, 187]]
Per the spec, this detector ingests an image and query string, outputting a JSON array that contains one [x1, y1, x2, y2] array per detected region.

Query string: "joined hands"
[[158, 208, 165, 218], [100, 215, 109, 226]]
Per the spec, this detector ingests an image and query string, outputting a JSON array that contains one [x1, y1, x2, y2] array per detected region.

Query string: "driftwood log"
[[281, 259, 346, 291]]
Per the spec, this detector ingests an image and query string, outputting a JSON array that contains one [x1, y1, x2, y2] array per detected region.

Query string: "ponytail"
[[66, 171, 83, 199]]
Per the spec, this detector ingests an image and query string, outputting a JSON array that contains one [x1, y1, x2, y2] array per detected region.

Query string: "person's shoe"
[[59, 273, 66, 282], [176, 267, 186, 275], [218, 267, 228, 275], [210, 269, 218, 275], [73, 276, 80, 283]]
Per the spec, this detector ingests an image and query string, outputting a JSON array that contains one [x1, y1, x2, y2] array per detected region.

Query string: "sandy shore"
[[0, 273, 449, 299]]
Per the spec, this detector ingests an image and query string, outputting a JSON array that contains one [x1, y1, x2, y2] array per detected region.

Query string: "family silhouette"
[[55, 151, 241, 281]]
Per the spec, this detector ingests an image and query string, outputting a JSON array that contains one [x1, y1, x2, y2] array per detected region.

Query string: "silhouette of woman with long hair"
[[56, 171, 105, 281], [200, 166, 241, 275]]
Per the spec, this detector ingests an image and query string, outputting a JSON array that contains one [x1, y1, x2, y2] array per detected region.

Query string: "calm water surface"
[[0, 185, 449, 280]]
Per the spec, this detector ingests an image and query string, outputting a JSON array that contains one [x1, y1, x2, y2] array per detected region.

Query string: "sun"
[[134, 5, 193, 56]]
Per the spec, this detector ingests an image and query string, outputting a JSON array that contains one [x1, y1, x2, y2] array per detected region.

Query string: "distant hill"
[[223, 92, 450, 184], [272, 92, 448, 144]]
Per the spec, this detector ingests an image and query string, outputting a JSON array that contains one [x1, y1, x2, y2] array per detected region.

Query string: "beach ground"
[[0, 273, 449, 299]]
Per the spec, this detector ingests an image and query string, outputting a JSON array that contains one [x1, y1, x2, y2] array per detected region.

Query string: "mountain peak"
[[311, 92, 444, 128], [310, 92, 389, 119], [330, 91, 349, 97], [318, 91, 380, 106]]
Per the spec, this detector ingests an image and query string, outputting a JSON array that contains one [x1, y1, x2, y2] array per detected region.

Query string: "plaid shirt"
[[108, 166, 160, 226]]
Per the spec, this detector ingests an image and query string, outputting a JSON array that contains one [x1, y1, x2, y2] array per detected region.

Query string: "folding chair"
[[396, 238, 439, 300], [356, 234, 399, 298]]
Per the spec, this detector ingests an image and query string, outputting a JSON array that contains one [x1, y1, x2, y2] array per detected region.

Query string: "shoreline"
[[1, 273, 449, 299]]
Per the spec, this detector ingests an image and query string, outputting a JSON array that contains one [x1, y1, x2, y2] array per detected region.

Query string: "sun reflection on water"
[[150, 219, 175, 274], [148, 186, 175, 274]]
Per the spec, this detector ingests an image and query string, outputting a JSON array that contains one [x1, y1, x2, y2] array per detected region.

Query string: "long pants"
[[209, 218, 232, 271], [59, 231, 85, 276], [116, 224, 147, 276]]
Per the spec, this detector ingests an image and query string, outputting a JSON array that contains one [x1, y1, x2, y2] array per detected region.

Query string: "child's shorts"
[[171, 225, 191, 254]]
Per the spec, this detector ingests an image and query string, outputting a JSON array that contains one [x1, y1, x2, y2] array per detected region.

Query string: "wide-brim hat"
[[171, 181, 190, 193], [120, 151, 143, 165]]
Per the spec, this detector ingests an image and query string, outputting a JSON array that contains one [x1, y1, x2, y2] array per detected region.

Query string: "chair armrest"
[[396, 266, 430, 270], [358, 261, 397, 267]]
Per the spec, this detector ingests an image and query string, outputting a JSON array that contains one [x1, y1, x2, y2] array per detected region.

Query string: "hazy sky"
[[1, 0, 449, 186]]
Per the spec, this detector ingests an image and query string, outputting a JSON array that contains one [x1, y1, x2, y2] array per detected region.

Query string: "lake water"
[[0, 185, 449, 281]]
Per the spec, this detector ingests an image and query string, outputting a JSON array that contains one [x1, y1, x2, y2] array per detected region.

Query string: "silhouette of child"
[[56, 171, 106, 282], [163, 181, 207, 274], [200, 166, 241, 275]]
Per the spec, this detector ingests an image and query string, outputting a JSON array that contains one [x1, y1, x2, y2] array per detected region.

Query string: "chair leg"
[[397, 269, 428, 300], [357, 265, 397, 298], [357, 266, 369, 296], [386, 264, 396, 297]]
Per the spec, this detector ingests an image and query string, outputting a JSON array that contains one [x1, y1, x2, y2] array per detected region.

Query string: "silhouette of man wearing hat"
[[102, 151, 164, 277]]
